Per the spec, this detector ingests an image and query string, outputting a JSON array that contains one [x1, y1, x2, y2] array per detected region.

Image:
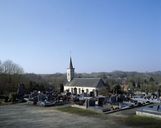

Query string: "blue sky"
[[0, 0, 161, 73]]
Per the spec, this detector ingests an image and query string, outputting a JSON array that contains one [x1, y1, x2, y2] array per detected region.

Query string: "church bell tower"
[[67, 57, 75, 82]]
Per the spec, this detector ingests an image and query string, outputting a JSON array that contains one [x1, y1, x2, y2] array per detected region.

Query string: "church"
[[64, 57, 106, 96]]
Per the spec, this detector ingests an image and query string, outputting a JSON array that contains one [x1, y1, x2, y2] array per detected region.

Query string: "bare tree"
[[2, 60, 24, 74]]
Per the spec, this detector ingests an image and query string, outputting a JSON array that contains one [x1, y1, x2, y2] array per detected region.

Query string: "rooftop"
[[64, 78, 104, 88]]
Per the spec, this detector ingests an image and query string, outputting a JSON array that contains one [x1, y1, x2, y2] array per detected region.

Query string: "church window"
[[86, 89, 89, 94], [71, 88, 73, 93]]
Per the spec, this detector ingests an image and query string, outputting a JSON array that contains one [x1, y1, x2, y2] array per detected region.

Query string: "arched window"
[[86, 89, 89, 94], [74, 87, 77, 95], [71, 88, 73, 93]]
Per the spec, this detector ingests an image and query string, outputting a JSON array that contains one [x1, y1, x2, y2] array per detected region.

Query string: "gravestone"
[[17, 83, 25, 101]]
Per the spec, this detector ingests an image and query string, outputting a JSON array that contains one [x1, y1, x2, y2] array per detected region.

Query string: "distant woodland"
[[0, 60, 161, 96]]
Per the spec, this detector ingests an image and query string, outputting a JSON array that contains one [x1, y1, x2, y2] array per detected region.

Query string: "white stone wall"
[[136, 111, 161, 119]]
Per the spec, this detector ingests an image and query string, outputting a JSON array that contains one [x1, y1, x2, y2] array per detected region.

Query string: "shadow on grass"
[[119, 115, 161, 128], [56, 106, 101, 117]]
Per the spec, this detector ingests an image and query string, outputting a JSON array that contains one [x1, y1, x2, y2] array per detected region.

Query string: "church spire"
[[69, 57, 73, 69], [67, 57, 75, 82]]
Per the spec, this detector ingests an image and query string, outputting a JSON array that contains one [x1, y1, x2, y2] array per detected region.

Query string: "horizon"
[[25, 70, 161, 75], [0, 0, 161, 74]]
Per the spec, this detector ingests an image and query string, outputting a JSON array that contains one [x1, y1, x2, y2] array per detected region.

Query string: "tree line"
[[0, 60, 65, 96], [0, 59, 161, 96]]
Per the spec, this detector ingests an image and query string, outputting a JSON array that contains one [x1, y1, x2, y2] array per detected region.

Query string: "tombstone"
[[98, 97, 105, 106], [85, 99, 89, 108], [89, 98, 95, 106], [157, 105, 160, 111], [90, 91, 94, 97], [38, 91, 46, 102], [110, 95, 117, 103], [60, 84, 64, 93], [157, 89, 161, 99], [17, 83, 25, 100], [32, 90, 38, 105]]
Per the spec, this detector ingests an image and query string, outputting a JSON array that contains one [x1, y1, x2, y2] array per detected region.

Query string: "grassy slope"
[[56, 106, 101, 117], [57, 106, 161, 128], [120, 115, 161, 128]]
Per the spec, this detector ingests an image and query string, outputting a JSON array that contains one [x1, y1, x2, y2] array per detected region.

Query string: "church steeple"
[[69, 57, 73, 69], [67, 57, 75, 82]]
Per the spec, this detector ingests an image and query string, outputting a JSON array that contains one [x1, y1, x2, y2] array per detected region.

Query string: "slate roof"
[[64, 78, 104, 88]]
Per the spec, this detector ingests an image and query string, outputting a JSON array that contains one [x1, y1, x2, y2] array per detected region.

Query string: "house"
[[64, 57, 106, 96]]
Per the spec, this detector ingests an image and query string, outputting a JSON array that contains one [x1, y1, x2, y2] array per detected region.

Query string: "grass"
[[56, 106, 101, 117], [120, 115, 161, 128], [57, 106, 161, 128]]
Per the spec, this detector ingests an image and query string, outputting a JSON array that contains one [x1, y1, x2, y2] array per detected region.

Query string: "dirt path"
[[0, 103, 133, 128]]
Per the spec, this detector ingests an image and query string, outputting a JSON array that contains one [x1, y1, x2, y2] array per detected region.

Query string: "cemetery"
[[23, 86, 155, 114], [2, 80, 156, 114]]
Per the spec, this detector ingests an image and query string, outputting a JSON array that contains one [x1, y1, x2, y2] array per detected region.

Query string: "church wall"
[[64, 86, 96, 94]]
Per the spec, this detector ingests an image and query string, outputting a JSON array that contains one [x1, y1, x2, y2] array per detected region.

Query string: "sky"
[[0, 0, 161, 74]]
